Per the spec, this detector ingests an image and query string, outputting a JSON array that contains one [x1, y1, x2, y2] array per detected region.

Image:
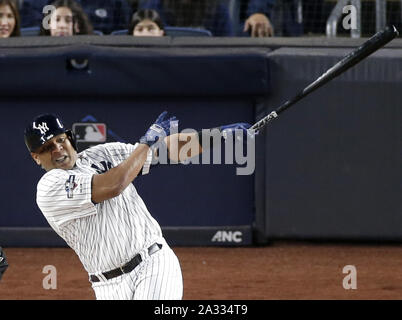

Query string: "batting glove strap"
[[150, 124, 165, 134], [140, 124, 167, 147], [140, 111, 179, 147], [197, 123, 256, 150]]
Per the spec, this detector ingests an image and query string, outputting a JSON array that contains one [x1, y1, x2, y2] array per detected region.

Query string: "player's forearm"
[[91, 144, 150, 203], [165, 133, 203, 163]]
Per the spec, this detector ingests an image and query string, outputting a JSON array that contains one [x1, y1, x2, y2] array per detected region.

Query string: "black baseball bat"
[[251, 25, 399, 131]]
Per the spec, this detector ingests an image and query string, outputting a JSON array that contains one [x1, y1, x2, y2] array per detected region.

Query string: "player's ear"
[[31, 153, 41, 166]]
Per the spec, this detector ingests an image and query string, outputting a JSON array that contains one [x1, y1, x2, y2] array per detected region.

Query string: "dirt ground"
[[1, 242, 402, 300]]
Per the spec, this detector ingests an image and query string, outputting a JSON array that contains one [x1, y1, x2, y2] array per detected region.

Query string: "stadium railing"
[[111, 26, 212, 37]]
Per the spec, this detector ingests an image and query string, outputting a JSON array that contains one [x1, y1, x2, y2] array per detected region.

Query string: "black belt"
[[90, 243, 162, 283]]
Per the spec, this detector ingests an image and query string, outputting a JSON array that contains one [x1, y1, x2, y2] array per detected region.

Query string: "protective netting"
[[10, 0, 402, 37]]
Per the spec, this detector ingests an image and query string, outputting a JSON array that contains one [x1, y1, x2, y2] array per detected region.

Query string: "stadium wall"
[[0, 36, 400, 246]]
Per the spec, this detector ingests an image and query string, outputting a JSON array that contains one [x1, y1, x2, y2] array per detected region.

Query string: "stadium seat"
[[110, 29, 129, 36], [112, 26, 212, 37], [164, 26, 212, 37], [19, 0, 130, 35], [20, 26, 40, 36]]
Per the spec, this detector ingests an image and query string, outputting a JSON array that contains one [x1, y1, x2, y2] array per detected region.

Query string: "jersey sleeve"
[[36, 169, 97, 228], [87, 142, 154, 176]]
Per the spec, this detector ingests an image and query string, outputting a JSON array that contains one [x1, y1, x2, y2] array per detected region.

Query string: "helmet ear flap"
[[65, 130, 77, 151]]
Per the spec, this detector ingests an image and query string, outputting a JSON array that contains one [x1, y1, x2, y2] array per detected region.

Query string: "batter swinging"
[[24, 112, 252, 300]]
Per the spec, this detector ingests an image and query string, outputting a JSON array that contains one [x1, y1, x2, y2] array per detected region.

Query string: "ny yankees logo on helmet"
[[24, 114, 77, 153], [33, 122, 50, 135]]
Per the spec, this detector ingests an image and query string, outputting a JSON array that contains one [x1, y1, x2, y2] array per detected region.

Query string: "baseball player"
[[0, 246, 8, 281], [24, 112, 252, 300]]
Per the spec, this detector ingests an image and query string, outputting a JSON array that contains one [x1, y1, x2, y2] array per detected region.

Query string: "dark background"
[[0, 36, 400, 246]]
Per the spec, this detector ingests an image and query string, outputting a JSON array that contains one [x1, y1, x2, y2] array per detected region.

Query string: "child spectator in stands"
[[21, 0, 130, 35], [128, 9, 164, 37], [0, 0, 20, 37], [139, 0, 234, 36], [40, 0, 93, 36]]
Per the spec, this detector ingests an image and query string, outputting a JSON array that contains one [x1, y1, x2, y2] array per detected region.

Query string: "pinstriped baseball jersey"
[[36, 142, 161, 274]]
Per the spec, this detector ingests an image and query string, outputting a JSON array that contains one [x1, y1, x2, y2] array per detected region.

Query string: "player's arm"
[[91, 144, 150, 203], [164, 123, 254, 163], [164, 132, 202, 163], [91, 111, 176, 203]]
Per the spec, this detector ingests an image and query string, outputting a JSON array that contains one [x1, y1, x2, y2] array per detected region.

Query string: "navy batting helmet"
[[24, 114, 77, 152]]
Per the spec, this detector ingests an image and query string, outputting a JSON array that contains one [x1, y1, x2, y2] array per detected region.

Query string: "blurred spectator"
[[128, 9, 164, 36], [20, 0, 130, 34], [39, 0, 93, 36], [241, 0, 303, 37], [140, 0, 234, 36], [0, 0, 20, 37]]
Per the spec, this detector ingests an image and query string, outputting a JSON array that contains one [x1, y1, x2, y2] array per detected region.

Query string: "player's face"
[[31, 133, 77, 171], [49, 7, 74, 37], [133, 20, 164, 37], [0, 4, 16, 38]]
